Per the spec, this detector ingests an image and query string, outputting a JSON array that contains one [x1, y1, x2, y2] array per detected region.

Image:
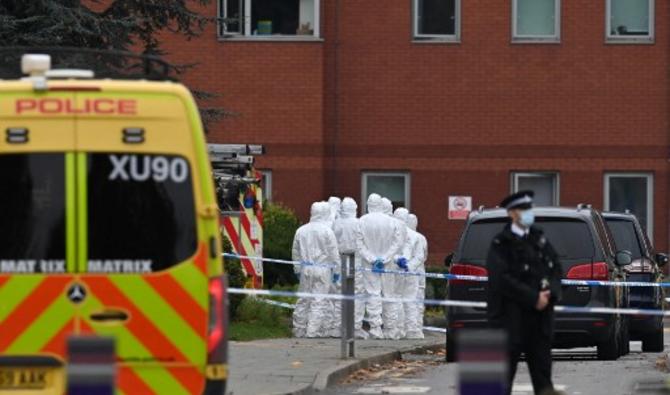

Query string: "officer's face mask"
[[519, 209, 535, 228]]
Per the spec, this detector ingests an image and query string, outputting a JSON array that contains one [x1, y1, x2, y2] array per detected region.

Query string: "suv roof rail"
[[577, 203, 592, 211], [624, 209, 631, 214], [478, 205, 485, 213]]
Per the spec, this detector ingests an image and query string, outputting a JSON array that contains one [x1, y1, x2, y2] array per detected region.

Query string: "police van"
[[0, 53, 228, 394]]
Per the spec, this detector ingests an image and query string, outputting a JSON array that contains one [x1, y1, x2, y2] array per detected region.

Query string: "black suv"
[[446, 206, 632, 362], [603, 212, 668, 352]]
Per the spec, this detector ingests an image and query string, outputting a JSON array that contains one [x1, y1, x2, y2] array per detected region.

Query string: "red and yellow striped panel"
[[79, 245, 209, 394], [0, 246, 210, 394], [0, 276, 75, 358]]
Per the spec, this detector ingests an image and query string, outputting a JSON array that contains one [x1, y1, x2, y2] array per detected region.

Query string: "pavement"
[[325, 337, 670, 395], [226, 333, 445, 395]]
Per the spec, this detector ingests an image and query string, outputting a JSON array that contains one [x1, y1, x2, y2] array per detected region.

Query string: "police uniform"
[[486, 191, 563, 395]]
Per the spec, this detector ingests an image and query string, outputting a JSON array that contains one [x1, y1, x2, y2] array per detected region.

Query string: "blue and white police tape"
[[228, 287, 670, 317], [224, 253, 670, 288], [254, 297, 450, 333], [256, 298, 296, 310]]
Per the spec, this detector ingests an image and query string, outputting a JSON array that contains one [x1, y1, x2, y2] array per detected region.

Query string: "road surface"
[[325, 336, 670, 395]]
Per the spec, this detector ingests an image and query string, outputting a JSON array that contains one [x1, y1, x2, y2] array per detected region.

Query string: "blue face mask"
[[519, 209, 535, 228]]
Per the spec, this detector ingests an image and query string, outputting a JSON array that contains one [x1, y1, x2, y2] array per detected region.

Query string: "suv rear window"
[[0, 154, 66, 273], [605, 219, 643, 260], [87, 153, 198, 273], [460, 217, 595, 262]]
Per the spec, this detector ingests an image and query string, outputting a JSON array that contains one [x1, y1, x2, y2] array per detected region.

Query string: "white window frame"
[[604, 172, 654, 238], [512, 0, 561, 43], [218, 0, 321, 40], [511, 172, 560, 206], [606, 0, 654, 43], [260, 170, 272, 202], [361, 172, 411, 212], [413, 0, 461, 42]]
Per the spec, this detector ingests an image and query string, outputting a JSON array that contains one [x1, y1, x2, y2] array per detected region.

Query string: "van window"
[[605, 219, 643, 260], [87, 153, 198, 273], [0, 154, 66, 273], [461, 217, 595, 262]]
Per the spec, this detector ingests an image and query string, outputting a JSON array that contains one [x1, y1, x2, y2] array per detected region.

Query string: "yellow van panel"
[[75, 93, 196, 158], [0, 92, 75, 152]]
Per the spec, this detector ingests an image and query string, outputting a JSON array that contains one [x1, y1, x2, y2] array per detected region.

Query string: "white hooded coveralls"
[[292, 202, 340, 338], [409, 214, 428, 332], [394, 208, 426, 339], [357, 194, 405, 339], [327, 196, 342, 228], [331, 197, 367, 338]]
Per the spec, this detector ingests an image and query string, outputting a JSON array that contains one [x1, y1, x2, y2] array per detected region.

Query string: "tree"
[[0, 0, 229, 127], [263, 202, 302, 287]]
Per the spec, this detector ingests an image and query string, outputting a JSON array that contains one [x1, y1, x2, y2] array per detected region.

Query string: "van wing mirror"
[[656, 253, 669, 267], [615, 250, 633, 267], [444, 253, 454, 268]]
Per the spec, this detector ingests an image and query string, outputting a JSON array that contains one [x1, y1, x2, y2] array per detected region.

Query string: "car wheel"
[[642, 326, 664, 353], [446, 332, 457, 363], [620, 317, 630, 356], [597, 319, 620, 361]]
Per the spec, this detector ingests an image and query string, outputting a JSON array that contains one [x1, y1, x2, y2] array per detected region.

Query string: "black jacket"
[[486, 224, 563, 342]]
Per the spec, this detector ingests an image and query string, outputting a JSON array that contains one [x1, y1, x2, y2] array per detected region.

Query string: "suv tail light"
[[208, 276, 228, 363], [450, 264, 488, 285], [566, 262, 608, 281]]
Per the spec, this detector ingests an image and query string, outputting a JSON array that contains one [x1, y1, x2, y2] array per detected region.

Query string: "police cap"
[[500, 190, 534, 210]]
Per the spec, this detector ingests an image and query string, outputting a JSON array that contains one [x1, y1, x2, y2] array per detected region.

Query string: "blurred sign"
[[458, 330, 507, 395], [449, 196, 472, 220]]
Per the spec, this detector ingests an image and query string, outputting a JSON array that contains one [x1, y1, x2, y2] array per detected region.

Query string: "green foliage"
[[425, 266, 448, 301], [0, 0, 230, 127], [425, 267, 448, 318], [222, 234, 246, 320], [229, 321, 291, 342], [262, 202, 302, 288], [231, 297, 291, 341]]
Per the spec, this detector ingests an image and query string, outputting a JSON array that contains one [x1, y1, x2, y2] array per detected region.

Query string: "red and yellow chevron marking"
[[0, 244, 210, 394], [220, 184, 264, 289], [0, 276, 74, 356]]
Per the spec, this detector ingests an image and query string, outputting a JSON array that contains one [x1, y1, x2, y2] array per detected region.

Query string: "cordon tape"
[[229, 288, 670, 317], [223, 253, 670, 288]]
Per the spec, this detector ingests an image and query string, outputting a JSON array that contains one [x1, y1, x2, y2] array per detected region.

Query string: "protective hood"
[[341, 197, 358, 219], [381, 198, 393, 216], [367, 193, 383, 213], [310, 201, 331, 223], [408, 214, 418, 231], [393, 208, 410, 226], [328, 196, 342, 222]]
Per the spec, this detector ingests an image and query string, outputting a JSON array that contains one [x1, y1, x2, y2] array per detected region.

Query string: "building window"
[[511, 172, 559, 206], [606, 0, 654, 42], [362, 172, 411, 212], [413, 0, 460, 42], [512, 0, 560, 42], [219, 0, 320, 39], [604, 173, 653, 237], [260, 170, 272, 202]]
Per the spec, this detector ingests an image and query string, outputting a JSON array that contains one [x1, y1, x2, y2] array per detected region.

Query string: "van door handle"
[[89, 309, 129, 323]]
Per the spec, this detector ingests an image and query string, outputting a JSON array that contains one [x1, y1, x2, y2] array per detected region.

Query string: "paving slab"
[[227, 333, 445, 395]]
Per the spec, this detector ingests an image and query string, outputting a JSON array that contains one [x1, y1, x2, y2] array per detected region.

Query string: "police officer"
[[486, 191, 563, 395]]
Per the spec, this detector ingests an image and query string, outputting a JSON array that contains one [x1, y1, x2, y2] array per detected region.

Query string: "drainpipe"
[[330, 0, 342, 195]]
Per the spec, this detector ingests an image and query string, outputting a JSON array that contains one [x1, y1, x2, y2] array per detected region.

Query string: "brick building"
[[163, 0, 669, 263]]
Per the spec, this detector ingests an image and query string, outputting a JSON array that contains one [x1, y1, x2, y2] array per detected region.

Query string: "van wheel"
[[597, 320, 620, 361], [446, 332, 457, 363], [642, 327, 665, 353]]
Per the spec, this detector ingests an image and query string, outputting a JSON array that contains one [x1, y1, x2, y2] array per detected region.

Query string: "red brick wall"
[[158, 0, 670, 264]]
